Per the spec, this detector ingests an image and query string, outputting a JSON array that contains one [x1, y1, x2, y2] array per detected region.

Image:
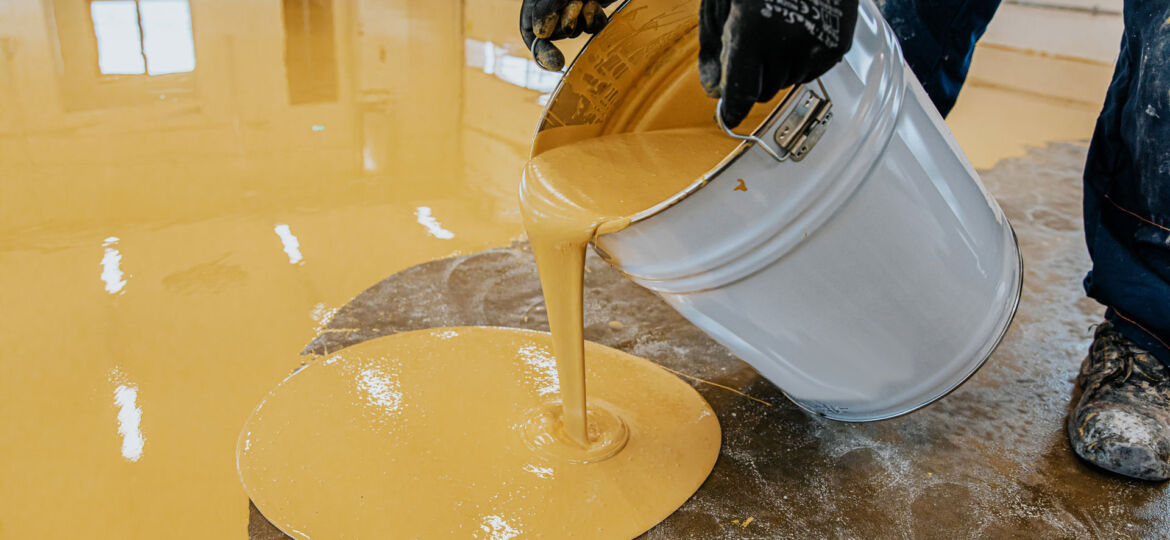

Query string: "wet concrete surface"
[[249, 143, 1170, 538]]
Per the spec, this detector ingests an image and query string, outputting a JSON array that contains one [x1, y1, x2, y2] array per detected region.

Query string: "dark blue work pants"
[[879, 0, 1170, 366]]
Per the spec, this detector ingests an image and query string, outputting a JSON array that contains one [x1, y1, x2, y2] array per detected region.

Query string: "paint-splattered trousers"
[[879, 0, 1170, 366]]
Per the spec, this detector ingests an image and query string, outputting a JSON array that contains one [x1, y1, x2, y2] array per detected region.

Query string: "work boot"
[[1067, 322, 1170, 481]]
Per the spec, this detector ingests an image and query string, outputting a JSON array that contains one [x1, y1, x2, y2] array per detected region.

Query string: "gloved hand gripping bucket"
[[531, 0, 1023, 421]]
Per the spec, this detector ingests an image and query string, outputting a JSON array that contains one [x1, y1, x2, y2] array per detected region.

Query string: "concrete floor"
[[248, 142, 1170, 538]]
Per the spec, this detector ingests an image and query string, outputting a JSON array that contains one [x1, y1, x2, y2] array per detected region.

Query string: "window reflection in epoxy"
[[91, 2, 145, 74], [100, 237, 128, 294], [518, 343, 558, 396], [273, 224, 304, 265], [522, 463, 555, 479], [109, 369, 146, 462], [414, 207, 455, 240], [90, 0, 195, 76], [139, 0, 197, 75], [465, 39, 561, 94], [357, 367, 403, 413], [478, 515, 522, 540]]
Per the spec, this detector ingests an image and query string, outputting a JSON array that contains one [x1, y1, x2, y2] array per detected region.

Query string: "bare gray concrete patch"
[[250, 142, 1170, 539]]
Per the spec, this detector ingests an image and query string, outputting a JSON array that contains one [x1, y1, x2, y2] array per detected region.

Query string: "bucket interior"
[[531, 0, 783, 157], [529, 0, 790, 229]]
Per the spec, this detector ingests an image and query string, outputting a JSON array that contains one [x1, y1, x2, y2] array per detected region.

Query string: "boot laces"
[[1099, 334, 1164, 388]]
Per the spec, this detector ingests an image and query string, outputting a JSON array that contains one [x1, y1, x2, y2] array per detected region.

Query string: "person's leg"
[[1082, 1, 1170, 364], [1069, 0, 1170, 481], [878, 0, 1003, 116]]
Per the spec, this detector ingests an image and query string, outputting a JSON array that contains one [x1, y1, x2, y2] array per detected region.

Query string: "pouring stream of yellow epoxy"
[[521, 126, 739, 446], [237, 126, 734, 538]]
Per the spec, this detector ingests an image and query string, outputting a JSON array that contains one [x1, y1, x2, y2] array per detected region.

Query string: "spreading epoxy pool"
[[237, 327, 719, 538]]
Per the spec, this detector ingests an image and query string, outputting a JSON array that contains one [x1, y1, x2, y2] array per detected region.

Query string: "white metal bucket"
[[531, 0, 1022, 421]]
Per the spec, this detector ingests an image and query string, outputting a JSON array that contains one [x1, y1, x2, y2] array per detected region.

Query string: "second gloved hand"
[[521, 0, 617, 71], [700, 0, 858, 128]]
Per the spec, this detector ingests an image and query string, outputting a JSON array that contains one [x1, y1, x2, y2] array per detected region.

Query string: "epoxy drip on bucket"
[[520, 126, 738, 446]]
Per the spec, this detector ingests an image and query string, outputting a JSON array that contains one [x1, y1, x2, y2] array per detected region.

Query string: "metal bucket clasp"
[[716, 78, 834, 163]]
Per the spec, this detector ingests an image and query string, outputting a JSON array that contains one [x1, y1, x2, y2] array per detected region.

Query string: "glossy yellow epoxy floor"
[[0, 0, 1111, 538], [0, 1, 544, 536]]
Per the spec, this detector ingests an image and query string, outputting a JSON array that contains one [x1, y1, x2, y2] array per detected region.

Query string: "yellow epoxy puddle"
[[237, 327, 719, 538]]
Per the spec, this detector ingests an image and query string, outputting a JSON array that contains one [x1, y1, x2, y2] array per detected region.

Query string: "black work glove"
[[521, 0, 617, 71], [700, 0, 858, 128]]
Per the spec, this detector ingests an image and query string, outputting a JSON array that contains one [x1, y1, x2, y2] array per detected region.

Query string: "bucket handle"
[[716, 78, 833, 163]]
